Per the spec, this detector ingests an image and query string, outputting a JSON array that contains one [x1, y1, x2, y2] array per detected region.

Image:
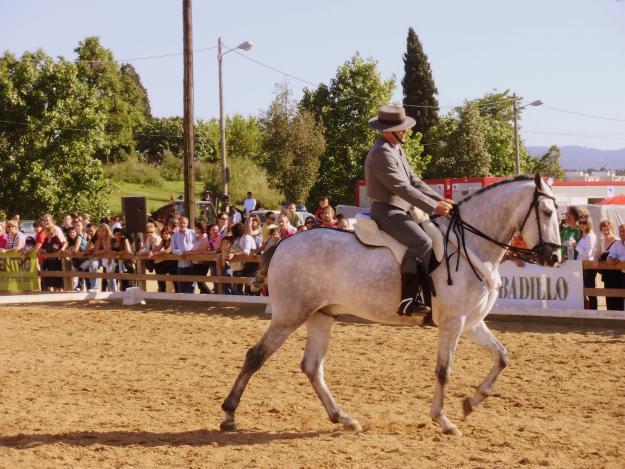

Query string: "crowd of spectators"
[[0, 194, 353, 295]]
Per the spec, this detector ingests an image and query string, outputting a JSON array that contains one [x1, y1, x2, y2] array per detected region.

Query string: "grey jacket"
[[365, 136, 443, 214]]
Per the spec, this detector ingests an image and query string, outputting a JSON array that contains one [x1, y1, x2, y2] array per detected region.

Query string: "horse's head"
[[518, 173, 561, 266]]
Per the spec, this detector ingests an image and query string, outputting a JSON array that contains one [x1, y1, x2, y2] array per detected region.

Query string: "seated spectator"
[[277, 214, 297, 238], [315, 195, 330, 223], [41, 225, 67, 292], [243, 192, 257, 215], [288, 203, 304, 228], [320, 206, 337, 228], [335, 214, 351, 231], [1, 220, 25, 253], [171, 216, 196, 293]]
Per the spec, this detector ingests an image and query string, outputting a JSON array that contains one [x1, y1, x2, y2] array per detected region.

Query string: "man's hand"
[[434, 200, 453, 217]]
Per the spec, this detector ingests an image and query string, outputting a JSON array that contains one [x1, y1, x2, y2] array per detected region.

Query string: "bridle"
[[441, 182, 561, 285]]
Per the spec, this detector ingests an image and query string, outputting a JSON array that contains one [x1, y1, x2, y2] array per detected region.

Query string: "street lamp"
[[218, 37, 253, 211], [513, 94, 543, 175]]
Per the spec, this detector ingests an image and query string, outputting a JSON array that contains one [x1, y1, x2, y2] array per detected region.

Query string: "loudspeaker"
[[122, 196, 147, 233]]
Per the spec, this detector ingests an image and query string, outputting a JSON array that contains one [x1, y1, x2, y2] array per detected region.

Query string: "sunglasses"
[[579, 220, 588, 225], [147, 231, 154, 233]]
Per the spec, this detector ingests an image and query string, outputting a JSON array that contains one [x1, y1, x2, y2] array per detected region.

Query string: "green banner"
[[0, 252, 39, 292]]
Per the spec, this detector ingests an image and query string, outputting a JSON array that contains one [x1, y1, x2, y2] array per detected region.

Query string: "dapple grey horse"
[[221, 174, 561, 436]]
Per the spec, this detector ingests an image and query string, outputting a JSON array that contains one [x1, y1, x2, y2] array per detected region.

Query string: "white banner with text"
[[495, 260, 584, 309]]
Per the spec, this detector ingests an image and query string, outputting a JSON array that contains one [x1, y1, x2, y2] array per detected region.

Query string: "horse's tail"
[[250, 244, 278, 293]]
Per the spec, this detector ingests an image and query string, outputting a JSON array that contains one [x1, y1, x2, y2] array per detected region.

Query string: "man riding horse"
[[365, 105, 454, 315]]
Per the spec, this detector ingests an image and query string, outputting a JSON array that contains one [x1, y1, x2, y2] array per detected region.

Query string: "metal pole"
[[182, 0, 195, 227], [513, 93, 521, 176], [218, 37, 228, 212]]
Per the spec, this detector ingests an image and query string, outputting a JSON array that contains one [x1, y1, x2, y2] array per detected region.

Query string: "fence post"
[[216, 257, 224, 294], [62, 254, 72, 292], [135, 257, 147, 292]]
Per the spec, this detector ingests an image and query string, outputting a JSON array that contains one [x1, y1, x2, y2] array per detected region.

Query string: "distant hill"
[[527, 146, 625, 170]]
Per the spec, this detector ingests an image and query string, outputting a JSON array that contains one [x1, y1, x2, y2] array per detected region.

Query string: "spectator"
[[304, 216, 317, 229], [596, 220, 618, 311], [153, 230, 177, 293], [61, 214, 75, 236], [261, 212, 278, 242], [560, 206, 581, 260], [110, 216, 122, 231], [229, 223, 257, 295], [335, 214, 351, 231], [1, 220, 25, 253], [31, 220, 46, 269], [320, 206, 337, 228], [139, 222, 161, 274], [0, 222, 8, 249], [575, 214, 597, 309], [191, 221, 211, 294], [92, 224, 114, 292], [606, 223, 625, 311], [245, 214, 263, 249], [206, 223, 223, 293], [277, 214, 296, 238], [41, 224, 67, 292], [315, 195, 331, 223], [80, 223, 100, 292], [110, 227, 134, 291], [42, 214, 67, 243], [288, 203, 304, 228], [217, 212, 229, 237], [243, 192, 257, 215], [229, 206, 242, 224], [219, 236, 234, 295], [262, 227, 281, 252], [171, 216, 196, 293], [66, 226, 88, 291]]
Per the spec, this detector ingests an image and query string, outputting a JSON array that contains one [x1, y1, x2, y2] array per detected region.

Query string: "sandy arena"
[[0, 301, 623, 468]]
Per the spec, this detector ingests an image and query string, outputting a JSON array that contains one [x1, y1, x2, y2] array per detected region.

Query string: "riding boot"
[[397, 272, 431, 316]]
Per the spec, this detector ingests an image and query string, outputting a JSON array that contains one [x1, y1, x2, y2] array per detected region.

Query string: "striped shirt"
[[6, 232, 25, 250]]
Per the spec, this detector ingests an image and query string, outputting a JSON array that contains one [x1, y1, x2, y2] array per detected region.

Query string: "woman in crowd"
[[245, 214, 263, 250], [229, 222, 257, 295], [191, 221, 211, 294], [153, 230, 178, 293], [91, 223, 114, 292], [1, 220, 25, 253], [139, 222, 161, 277], [595, 219, 620, 311], [335, 214, 351, 231], [0, 222, 7, 249], [41, 224, 67, 291], [206, 223, 223, 293], [574, 214, 597, 309], [304, 216, 316, 230], [219, 236, 234, 295], [320, 206, 337, 228], [79, 223, 100, 291], [261, 212, 277, 243], [66, 225, 88, 291], [110, 227, 134, 292]]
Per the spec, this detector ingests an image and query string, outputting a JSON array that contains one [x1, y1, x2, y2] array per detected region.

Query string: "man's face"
[[43, 216, 52, 226], [278, 216, 289, 228], [218, 215, 228, 226], [288, 204, 296, 214], [179, 218, 188, 230], [319, 198, 328, 208]]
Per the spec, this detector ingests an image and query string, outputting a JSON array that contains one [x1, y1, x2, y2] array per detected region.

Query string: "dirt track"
[[0, 301, 623, 468]]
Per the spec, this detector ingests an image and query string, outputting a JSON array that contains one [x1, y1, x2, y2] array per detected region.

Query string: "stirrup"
[[397, 297, 431, 316]]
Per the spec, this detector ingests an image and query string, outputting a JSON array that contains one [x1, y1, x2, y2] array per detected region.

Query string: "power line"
[[541, 105, 625, 123]]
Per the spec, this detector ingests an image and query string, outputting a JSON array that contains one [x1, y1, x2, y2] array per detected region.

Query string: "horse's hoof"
[[220, 420, 237, 432], [343, 419, 363, 433], [443, 425, 462, 437], [462, 397, 475, 418]]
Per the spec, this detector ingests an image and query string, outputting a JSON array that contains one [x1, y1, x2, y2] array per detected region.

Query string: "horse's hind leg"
[[301, 311, 362, 432], [431, 316, 465, 436], [220, 320, 300, 431], [461, 320, 508, 418]]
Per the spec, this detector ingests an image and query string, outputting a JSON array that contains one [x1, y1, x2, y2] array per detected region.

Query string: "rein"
[[441, 185, 561, 286]]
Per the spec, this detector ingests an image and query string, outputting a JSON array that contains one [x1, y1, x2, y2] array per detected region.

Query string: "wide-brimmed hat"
[[368, 105, 415, 132]]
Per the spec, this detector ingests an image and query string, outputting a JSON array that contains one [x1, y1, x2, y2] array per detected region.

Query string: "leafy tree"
[[402, 27, 439, 140], [0, 50, 111, 219], [260, 85, 325, 204], [75, 37, 150, 163], [402, 130, 429, 176], [300, 54, 394, 205], [136, 117, 184, 164], [527, 145, 565, 179]]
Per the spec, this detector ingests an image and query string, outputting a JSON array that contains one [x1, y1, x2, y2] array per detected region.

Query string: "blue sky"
[[3, 0, 625, 149]]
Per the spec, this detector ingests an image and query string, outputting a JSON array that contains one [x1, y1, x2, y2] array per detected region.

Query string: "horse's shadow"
[[0, 428, 329, 449]]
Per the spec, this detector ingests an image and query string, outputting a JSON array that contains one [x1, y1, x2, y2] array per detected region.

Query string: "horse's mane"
[[455, 175, 534, 207]]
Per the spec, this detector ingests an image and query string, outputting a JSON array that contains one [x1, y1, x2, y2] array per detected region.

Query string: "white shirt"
[[236, 234, 257, 255], [607, 239, 625, 261], [243, 197, 257, 214], [575, 232, 596, 261]]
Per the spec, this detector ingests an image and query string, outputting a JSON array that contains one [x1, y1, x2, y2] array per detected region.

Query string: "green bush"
[[160, 151, 183, 181], [198, 156, 283, 209], [104, 161, 164, 186]]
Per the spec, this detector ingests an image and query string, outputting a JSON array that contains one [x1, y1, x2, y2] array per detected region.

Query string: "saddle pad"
[[353, 213, 444, 265]]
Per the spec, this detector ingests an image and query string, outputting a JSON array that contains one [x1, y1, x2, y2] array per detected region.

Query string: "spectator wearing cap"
[[243, 192, 257, 215], [560, 206, 581, 260]]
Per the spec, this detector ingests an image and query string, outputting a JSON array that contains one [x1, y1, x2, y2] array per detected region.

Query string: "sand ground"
[[0, 301, 623, 468]]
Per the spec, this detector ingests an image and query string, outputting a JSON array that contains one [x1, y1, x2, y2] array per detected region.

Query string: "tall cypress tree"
[[402, 27, 439, 139]]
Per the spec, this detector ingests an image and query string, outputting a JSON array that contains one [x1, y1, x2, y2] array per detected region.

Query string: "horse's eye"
[[542, 209, 553, 217]]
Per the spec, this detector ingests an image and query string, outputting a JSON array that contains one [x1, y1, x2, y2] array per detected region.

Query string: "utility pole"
[[182, 0, 195, 227], [513, 93, 521, 176], [218, 37, 229, 212]]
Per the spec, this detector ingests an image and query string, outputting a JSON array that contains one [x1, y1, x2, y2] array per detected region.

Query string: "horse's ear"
[[534, 173, 542, 188]]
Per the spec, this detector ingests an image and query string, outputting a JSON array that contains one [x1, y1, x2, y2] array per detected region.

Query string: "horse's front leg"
[[431, 316, 465, 436], [461, 320, 508, 417]]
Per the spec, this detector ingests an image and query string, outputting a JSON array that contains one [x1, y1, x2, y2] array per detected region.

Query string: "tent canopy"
[[597, 195, 625, 205]]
